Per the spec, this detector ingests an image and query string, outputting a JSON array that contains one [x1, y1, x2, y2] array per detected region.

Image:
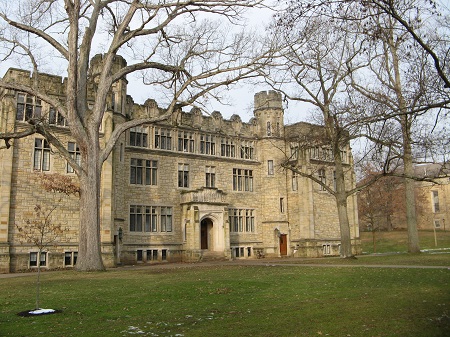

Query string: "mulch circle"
[[17, 309, 62, 317]]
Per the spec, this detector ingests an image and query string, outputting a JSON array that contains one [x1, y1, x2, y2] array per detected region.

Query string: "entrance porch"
[[180, 188, 231, 261]]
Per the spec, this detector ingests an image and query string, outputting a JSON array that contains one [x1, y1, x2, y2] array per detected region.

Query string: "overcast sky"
[[1, 1, 448, 125]]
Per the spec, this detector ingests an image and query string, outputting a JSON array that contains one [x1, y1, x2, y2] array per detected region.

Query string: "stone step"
[[200, 251, 228, 262]]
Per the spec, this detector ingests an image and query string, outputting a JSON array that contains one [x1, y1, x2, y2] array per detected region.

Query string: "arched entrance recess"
[[200, 218, 213, 250], [180, 188, 230, 260]]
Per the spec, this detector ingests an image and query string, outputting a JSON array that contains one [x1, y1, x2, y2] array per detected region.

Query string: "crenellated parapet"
[[2, 58, 285, 141], [130, 102, 260, 139], [128, 91, 286, 140], [253, 90, 284, 138], [254, 90, 283, 111], [89, 54, 128, 80], [2, 68, 65, 97]]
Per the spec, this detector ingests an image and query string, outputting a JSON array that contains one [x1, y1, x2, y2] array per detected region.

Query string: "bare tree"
[[15, 172, 78, 310], [277, 0, 450, 92], [358, 167, 401, 233], [285, 0, 449, 254], [16, 204, 63, 310], [349, 4, 447, 253], [267, 10, 374, 258], [0, 0, 273, 271], [360, 0, 450, 90]]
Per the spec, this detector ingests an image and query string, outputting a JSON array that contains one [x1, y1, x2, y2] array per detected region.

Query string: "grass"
[[275, 253, 450, 266], [1, 262, 449, 337], [360, 230, 450, 254], [1, 231, 449, 337]]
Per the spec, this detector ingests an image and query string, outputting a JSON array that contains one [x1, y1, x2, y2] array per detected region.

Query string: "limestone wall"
[[0, 60, 360, 271]]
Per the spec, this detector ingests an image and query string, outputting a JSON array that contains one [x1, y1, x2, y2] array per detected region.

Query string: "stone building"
[[413, 164, 450, 231], [358, 164, 449, 232], [0, 58, 360, 273]]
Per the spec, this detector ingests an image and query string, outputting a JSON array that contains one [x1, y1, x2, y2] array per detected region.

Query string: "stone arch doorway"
[[200, 218, 213, 250]]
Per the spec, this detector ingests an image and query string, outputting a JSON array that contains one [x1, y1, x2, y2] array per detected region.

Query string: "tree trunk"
[[336, 193, 353, 258], [332, 137, 354, 258], [403, 141, 420, 253], [372, 230, 377, 253], [386, 213, 392, 231], [75, 138, 105, 271], [36, 250, 42, 309], [389, 23, 420, 254]]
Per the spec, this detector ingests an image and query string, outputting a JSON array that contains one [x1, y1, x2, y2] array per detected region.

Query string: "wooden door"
[[279, 234, 287, 256]]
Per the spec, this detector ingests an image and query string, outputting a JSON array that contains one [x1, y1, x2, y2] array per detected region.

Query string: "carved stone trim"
[[180, 187, 227, 205]]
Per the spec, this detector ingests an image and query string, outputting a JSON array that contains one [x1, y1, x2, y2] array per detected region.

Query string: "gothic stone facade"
[[0, 62, 360, 273]]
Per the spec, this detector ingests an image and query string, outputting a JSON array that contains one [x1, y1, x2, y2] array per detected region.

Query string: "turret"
[[253, 91, 284, 138], [89, 54, 128, 115]]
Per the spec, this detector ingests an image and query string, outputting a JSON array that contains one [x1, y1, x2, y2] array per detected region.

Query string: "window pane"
[[152, 210, 157, 232], [130, 206, 136, 231], [25, 104, 33, 120], [136, 166, 142, 184], [130, 131, 136, 146], [49, 108, 56, 124], [161, 212, 166, 231], [136, 213, 143, 232], [145, 167, 151, 185], [30, 252, 37, 266], [40, 252, 47, 266], [268, 160, 274, 175], [152, 165, 157, 185], [34, 149, 42, 170], [16, 104, 24, 121], [42, 149, 50, 171], [130, 166, 136, 184], [145, 213, 151, 232], [65, 252, 72, 265], [34, 105, 42, 119], [143, 134, 148, 147], [166, 208, 172, 232]]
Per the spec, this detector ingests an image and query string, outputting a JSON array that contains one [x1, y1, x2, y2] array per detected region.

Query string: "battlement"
[[90, 54, 128, 76], [254, 90, 282, 111], [2, 68, 65, 95], [3, 68, 63, 84]]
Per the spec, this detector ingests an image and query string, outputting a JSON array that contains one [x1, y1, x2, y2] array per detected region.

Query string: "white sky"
[[1, 1, 448, 125]]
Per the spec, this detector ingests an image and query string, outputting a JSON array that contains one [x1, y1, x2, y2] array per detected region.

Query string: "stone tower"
[[253, 90, 284, 138], [89, 54, 128, 116]]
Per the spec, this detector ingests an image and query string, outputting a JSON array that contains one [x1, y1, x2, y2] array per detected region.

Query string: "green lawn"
[[360, 230, 450, 254], [2, 231, 449, 337], [1, 262, 449, 337]]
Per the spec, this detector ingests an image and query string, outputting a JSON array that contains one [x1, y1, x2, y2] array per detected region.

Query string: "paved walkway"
[[1, 255, 449, 278], [119, 256, 450, 270]]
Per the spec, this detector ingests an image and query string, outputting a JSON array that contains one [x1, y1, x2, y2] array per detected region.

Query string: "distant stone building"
[[358, 164, 449, 232], [0, 56, 360, 273], [413, 164, 449, 231]]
